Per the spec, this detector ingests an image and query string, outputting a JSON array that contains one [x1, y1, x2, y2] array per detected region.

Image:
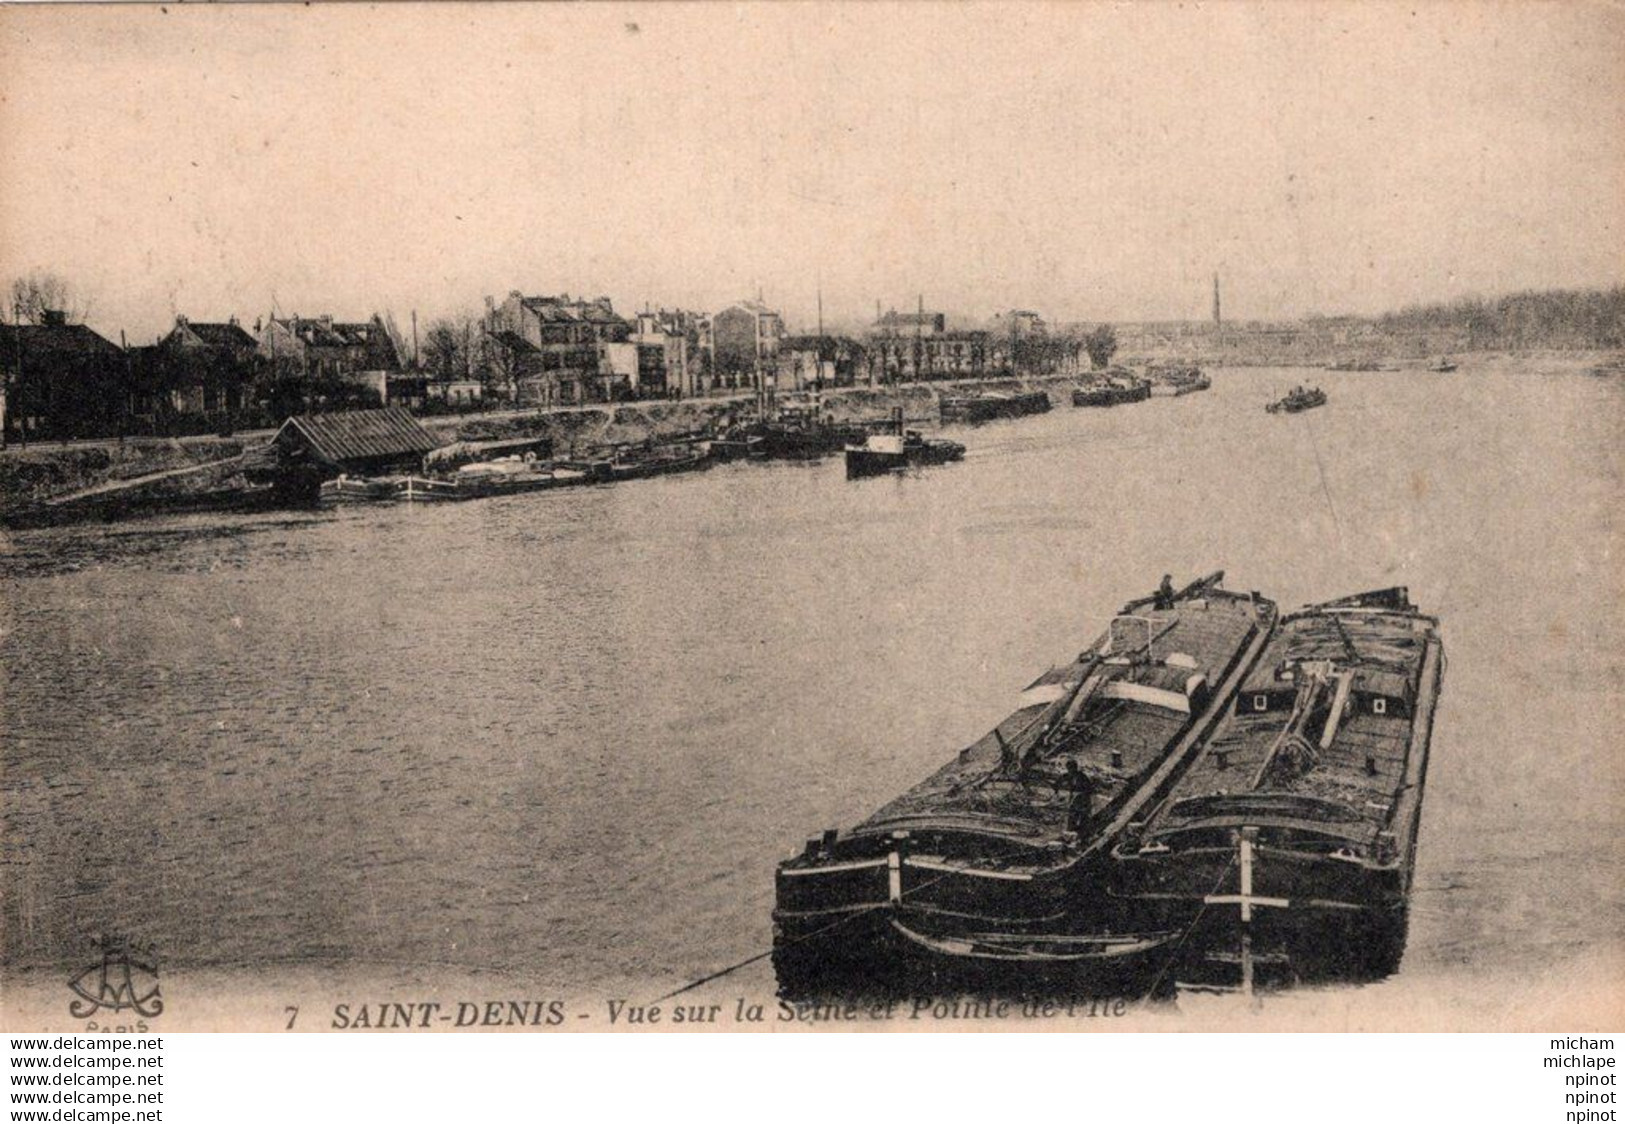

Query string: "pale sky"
[[1, 2, 1621, 341]]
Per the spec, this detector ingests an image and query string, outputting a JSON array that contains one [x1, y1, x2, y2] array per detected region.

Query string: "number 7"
[[284, 1006, 299, 1030]]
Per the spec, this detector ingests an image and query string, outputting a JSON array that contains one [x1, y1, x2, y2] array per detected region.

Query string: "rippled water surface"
[[3, 366, 1621, 1016]]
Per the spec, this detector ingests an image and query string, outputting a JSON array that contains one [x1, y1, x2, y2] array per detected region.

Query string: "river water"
[[2, 364, 1621, 1026]]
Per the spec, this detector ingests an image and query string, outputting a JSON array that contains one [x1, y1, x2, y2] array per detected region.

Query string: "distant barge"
[[1110, 588, 1444, 986], [939, 389, 1052, 424], [773, 573, 1276, 990], [1073, 376, 1151, 407], [1147, 365, 1211, 397]]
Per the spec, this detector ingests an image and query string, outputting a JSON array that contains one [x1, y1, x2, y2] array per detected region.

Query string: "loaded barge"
[[773, 573, 1277, 992], [939, 389, 1052, 424], [1147, 365, 1211, 397], [1073, 375, 1151, 408], [1110, 588, 1445, 988]]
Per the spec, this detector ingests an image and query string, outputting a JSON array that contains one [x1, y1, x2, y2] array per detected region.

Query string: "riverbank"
[[3, 351, 1617, 524], [0, 372, 1067, 519]]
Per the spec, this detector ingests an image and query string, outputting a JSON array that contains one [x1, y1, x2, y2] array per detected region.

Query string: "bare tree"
[[8, 270, 91, 324], [422, 314, 481, 382], [479, 335, 515, 402]]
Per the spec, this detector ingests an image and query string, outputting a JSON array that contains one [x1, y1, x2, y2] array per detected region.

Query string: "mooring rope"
[[1136, 851, 1241, 1002], [1301, 411, 1345, 548], [648, 866, 965, 1005], [653, 843, 1237, 1009]]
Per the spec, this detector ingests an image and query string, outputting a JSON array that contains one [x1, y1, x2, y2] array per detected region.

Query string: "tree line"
[[1374, 286, 1625, 349]]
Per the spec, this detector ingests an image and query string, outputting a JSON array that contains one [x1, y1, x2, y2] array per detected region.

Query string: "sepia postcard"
[[0, 1, 1620, 1034]]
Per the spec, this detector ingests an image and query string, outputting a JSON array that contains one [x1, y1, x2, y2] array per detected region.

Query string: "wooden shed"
[[272, 407, 442, 478]]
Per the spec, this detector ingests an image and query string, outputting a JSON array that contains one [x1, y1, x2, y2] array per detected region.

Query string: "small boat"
[[939, 389, 1051, 423], [607, 443, 711, 481], [773, 573, 1278, 991], [1110, 587, 1445, 986], [843, 409, 964, 478], [1266, 386, 1327, 414], [318, 473, 403, 504], [1427, 359, 1458, 373], [1073, 376, 1151, 407], [395, 475, 474, 503], [707, 431, 766, 461], [395, 462, 596, 502]]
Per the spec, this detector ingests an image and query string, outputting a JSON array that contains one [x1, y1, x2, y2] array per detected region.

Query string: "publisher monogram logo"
[[67, 935, 163, 1020]]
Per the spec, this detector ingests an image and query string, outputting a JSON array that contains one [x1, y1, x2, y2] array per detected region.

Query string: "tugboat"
[[1072, 374, 1152, 407], [1110, 588, 1445, 988], [1266, 386, 1327, 414], [843, 409, 965, 478], [939, 389, 1052, 423], [773, 573, 1277, 992]]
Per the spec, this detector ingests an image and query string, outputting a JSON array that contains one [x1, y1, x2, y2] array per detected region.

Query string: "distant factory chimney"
[[1212, 272, 1222, 328]]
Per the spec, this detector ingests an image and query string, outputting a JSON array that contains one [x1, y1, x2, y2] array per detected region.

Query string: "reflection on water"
[[2, 367, 1622, 1013]]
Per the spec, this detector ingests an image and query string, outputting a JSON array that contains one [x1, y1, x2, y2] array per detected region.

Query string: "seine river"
[[3, 363, 1620, 1026]]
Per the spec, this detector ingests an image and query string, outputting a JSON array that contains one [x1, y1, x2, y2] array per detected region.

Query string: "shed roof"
[[275, 407, 440, 466]]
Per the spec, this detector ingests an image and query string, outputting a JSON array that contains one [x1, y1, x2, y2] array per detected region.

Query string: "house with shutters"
[[487, 292, 631, 404]]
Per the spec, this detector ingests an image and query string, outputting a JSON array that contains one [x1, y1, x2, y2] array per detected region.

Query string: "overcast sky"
[[1, 2, 1620, 340]]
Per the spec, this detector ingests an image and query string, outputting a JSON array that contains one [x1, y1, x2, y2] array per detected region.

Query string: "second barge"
[[773, 572, 1277, 992], [1110, 588, 1445, 987]]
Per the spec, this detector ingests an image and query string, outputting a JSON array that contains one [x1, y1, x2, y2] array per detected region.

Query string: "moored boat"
[[318, 473, 404, 504], [1109, 588, 1445, 986], [709, 407, 869, 461], [1427, 358, 1458, 373], [1266, 386, 1327, 414], [843, 409, 964, 478], [607, 442, 711, 481], [396, 461, 598, 502], [773, 573, 1278, 992], [1072, 375, 1151, 407], [939, 389, 1051, 423], [1147, 364, 1211, 396]]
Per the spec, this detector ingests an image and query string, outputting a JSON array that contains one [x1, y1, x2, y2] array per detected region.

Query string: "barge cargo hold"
[[773, 573, 1277, 993], [1110, 588, 1444, 988], [938, 389, 1052, 424]]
